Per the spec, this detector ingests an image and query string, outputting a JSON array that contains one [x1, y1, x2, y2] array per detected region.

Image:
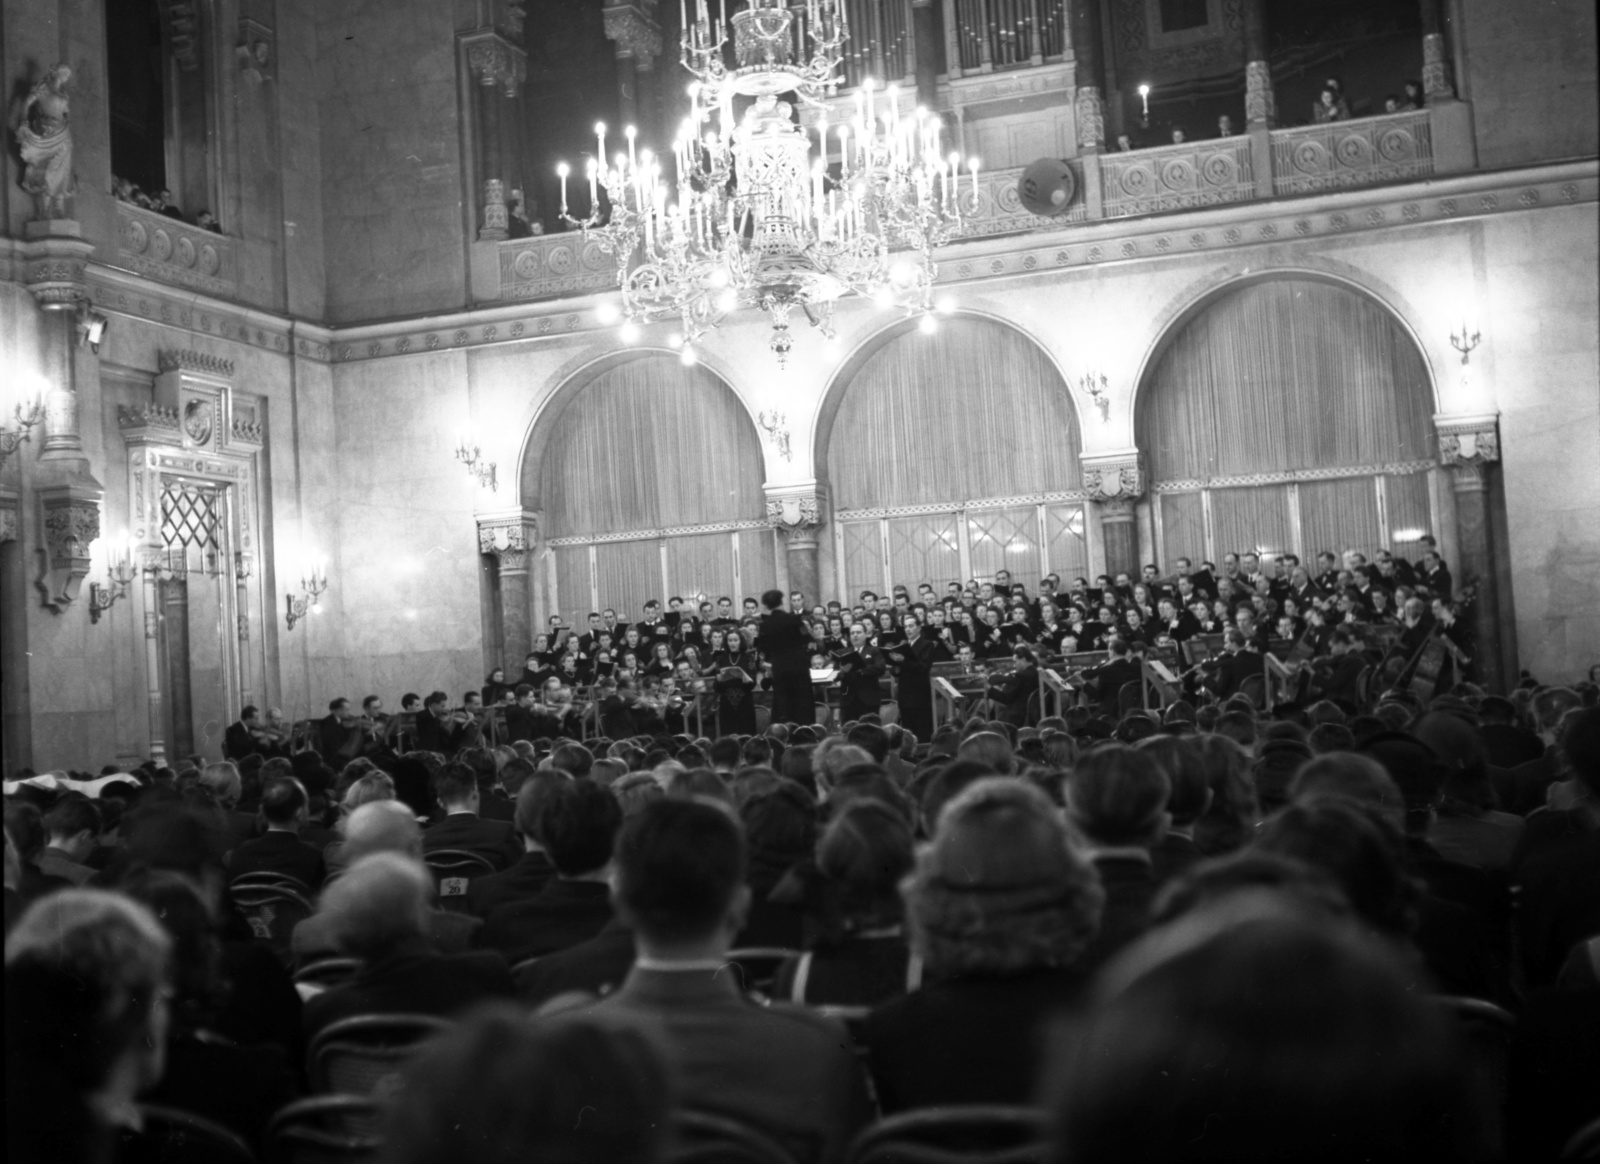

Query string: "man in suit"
[[756, 588, 816, 726], [516, 919, 636, 1007], [986, 646, 1040, 728], [317, 698, 364, 763], [886, 613, 949, 743], [1064, 745, 1170, 971], [575, 611, 605, 657], [225, 705, 263, 761], [1081, 638, 1142, 717], [1419, 549, 1453, 598], [575, 798, 873, 1164], [634, 599, 673, 648], [415, 690, 478, 755], [422, 762, 521, 872], [1200, 630, 1263, 702], [477, 779, 621, 964], [301, 853, 515, 1042], [227, 777, 326, 890], [1304, 627, 1367, 708], [466, 772, 563, 919], [834, 622, 887, 724]]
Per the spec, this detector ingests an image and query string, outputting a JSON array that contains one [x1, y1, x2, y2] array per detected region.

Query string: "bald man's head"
[[342, 799, 423, 863]]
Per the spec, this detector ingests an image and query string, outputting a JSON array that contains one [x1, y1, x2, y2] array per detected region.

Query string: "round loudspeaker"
[[1019, 158, 1078, 217]]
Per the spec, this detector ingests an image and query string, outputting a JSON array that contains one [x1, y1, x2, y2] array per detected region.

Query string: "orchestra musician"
[[1080, 637, 1143, 717], [224, 704, 289, 761], [1300, 627, 1367, 708], [316, 697, 378, 762], [1199, 629, 1264, 701], [415, 690, 479, 754], [986, 645, 1041, 728]]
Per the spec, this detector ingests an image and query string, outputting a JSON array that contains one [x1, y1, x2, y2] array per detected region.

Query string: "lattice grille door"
[[887, 514, 960, 594], [967, 506, 1040, 583], [161, 481, 221, 573], [841, 522, 885, 601], [1045, 504, 1089, 580]]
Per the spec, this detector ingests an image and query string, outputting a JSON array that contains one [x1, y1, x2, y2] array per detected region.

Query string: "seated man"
[[292, 800, 482, 964], [37, 794, 99, 886], [301, 853, 515, 1041], [415, 690, 480, 755], [574, 799, 873, 1164], [1081, 637, 1142, 715], [477, 779, 622, 963], [422, 762, 522, 872], [226, 777, 326, 890], [465, 772, 563, 919]]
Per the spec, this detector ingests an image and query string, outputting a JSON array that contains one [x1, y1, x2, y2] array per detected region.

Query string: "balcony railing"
[[490, 108, 1443, 303], [115, 201, 236, 297]]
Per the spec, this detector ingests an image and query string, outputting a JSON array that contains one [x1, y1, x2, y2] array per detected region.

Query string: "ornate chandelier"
[[557, 0, 978, 366]]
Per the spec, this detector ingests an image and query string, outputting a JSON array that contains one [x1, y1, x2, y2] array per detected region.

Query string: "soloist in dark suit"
[[301, 940, 515, 1042], [834, 647, 887, 723], [757, 608, 816, 726], [885, 633, 948, 742]]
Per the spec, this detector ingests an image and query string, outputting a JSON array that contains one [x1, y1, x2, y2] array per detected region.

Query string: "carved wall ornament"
[[765, 489, 825, 532], [1421, 32, 1454, 99], [159, 349, 236, 379], [1245, 59, 1276, 125], [1081, 454, 1146, 502], [467, 34, 527, 95], [37, 484, 102, 610], [477, 513, 538, 557], [1436, 416, 1500, 467], [17, 63, 76, 220], [1075, 87, 1105, 150], [603, 4, 664, 61], [237, 18, 276, 82], [183, 398, 215, 446]]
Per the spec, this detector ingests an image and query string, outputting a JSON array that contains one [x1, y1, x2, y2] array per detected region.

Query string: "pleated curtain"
[[827, 318, 1084, 511]]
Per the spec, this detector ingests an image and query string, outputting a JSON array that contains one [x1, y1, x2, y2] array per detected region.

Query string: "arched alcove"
[[818, 315, 1086, 599], [1135, 276, 1437, 567], [523, 353, 774, 624]]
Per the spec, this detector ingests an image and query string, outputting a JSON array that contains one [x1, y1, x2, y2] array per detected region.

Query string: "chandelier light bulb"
[[556, 162, 570, 178], [717, 288, 739, 313]]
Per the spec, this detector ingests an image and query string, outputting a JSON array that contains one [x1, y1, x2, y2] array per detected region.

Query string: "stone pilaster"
[[1081, 452, 1145, 579], [766, 484, 827, 608], [1437, 414, 1503, 690], [35, 474, 102, 610], [478, 510, 540, 668], [1422, 32, 1455, 100]]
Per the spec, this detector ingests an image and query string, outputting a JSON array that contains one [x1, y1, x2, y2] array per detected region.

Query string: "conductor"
[[756, 588, 816, 726]]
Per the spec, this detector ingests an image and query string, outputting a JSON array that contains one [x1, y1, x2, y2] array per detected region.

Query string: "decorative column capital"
[[36, 475, 103, 610], [1080, 452, 1145, 504], [1422, 32, 1455, 100], [465, 31, 527, 95], [0, 487, 18, 545], [1435, 413, 1500, 468], [477, 509, 539, 571], [765, 483, 827, 539], [20, 228, 94, 310], [603, 2, 663, 63]]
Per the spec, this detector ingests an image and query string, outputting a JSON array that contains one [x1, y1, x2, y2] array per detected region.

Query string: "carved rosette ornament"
[[603, 3, 664, 65], [1422, 33, 1455, 100], [1245, 60, 1277, 126], [37, 483, 102, 610], [1075, 87, 1105, 151]]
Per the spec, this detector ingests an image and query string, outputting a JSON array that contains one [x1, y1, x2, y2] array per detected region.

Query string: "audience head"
[[614, 798, 747, 950], [907, 778, 1103, 977], [318, 852, 433, 959], [539, 779, 623, 877], [956, 730, 1015, 775], [379, 1006, 672, 1164], [1255, 799, 1419, 938], [739, 781, 817, 893], [815, 798, 915, 930], [197, 761, 242, 807], [342, 799, 424, 862], [1289, 752, 1401, 812], [1045, 891, 1464, 1163], [1064, 745, 1171, 848], [548, 743, 594, 780], [259, 776, 309, 829], [1136, 736, 1211, 827]]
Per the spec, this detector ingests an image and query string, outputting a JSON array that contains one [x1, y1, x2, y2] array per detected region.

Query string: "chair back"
[[231, 871, 313, 897], [724, 947, 804, 996], [294, 957, 363, 992], [231, 881, 314, 963], [422, 849, 496, 912], [1238, 672, 1266, 709], [1435, 995, 1515, 1159], [1561, 1115, 1600, 1160], [128, 1103, 257, 1164], [668, 1109, 802, 1164], [265, 1095, 385, 1164], [1116, 680, 1143, 716], [844, 1106, 1050, 1164], [307, 1014, 455, 1114]]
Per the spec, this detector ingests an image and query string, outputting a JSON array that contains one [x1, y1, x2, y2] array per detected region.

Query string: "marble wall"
[[1462, 0, 1600, 169]]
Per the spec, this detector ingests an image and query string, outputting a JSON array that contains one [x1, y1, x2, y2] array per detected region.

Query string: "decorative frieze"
[[1271, 112, 1433, 196], [1081, 453, 1145, 503], [1101, 138, 1257, 218], [117, 201, 235, 296], [1436, 414, 1500, 467], [159, 348, 236, 379]]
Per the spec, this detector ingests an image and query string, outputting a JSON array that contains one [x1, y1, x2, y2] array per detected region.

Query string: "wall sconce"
[[0, 376, 47, 469], [74, 300, 109, 354], [1449, 321, 1481, 365], [285, 556, 328, 631], [1137, 83, 1152, 122], [455, 434, 498, 492], [1080, 372, 1110, 422], [89, 531, 136, 623], [757, 410, 793, 461]]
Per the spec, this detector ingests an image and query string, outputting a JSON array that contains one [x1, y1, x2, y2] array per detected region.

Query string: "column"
[[1243, 0, 1275, 128], [478, 511, 539, 669], [139, 552, 168, 766], [1070, 0, 1106, 152], [766, 484, 827, 607], [911, 0, 940, 106], [1081, 452, 1144, 579], [1418, 0, 1455, 101], [466, 33, 527, 240], [1438, 417, 1504, 691], [603, 3, 664, 142]]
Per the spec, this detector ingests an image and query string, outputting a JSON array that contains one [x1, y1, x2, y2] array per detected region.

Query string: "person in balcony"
[[1400, 80, 1425, 110]]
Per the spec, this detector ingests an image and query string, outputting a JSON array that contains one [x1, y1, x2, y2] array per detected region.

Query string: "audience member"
[[226, 777, 326, 889]]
